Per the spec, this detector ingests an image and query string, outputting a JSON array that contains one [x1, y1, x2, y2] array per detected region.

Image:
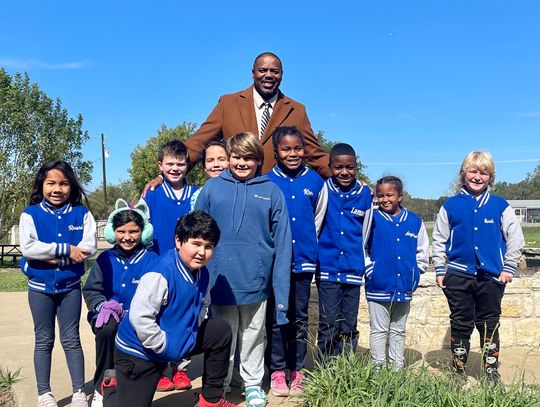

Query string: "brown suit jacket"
[[185, 86, 331, 178]]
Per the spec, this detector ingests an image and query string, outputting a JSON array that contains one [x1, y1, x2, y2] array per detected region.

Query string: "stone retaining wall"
[[309, 271, 540, 352]]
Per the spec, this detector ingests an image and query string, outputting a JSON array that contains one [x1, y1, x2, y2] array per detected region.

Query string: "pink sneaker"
[[289, 370, 305, 396], [270, 370, 289, 397]]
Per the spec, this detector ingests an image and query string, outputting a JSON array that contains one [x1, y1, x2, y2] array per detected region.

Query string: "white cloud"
[[0, 57, 89, 70]]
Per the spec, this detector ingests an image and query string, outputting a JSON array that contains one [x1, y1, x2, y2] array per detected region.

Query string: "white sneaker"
[[37, 392, 58, 407], [91, 390, 103, 407], [71, 390, 88, 407]]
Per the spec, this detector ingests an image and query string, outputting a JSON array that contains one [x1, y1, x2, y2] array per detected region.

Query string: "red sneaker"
[[194, 393, 239, 407], [156, 375, 175, 392], [172, 369, 192, 390]]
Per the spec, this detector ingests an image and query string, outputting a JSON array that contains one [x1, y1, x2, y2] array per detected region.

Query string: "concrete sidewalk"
[[1, 291, 539, 406], [0, 292, 294, 406]]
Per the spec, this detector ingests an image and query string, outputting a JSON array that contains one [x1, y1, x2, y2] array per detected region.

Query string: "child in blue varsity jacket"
[[19, 160, 97, 407], [195, 132, 292, 407], [114, 211, 238, 407], [142, 139, 198, 390], [363, 176, 429, 371], [432, 151, 524, 384], [144, 139, 198, 256], [266, 126, 327, 397], [83, 199, 158, 406], [316, 143, 372, 358]]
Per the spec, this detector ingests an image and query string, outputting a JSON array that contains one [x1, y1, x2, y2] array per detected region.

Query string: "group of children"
[[19, 126, 524, 407]]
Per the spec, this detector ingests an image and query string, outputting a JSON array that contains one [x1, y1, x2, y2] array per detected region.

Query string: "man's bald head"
[[253, 52, 282, 69]]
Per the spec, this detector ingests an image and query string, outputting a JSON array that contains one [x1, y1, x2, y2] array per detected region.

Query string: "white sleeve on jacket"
[[314, 184, 328, 237], [432, 206, 450, 277], [416, 221, 430, 273], [501, 205, 525, 274], [19, 212, 57, 260], [129, 272, 168, 354], [362, 207, 374, 267], [79, 211, 98, 256]]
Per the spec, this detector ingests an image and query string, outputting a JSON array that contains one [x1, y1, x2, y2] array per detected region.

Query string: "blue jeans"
[[28, 287, 85, 395], [317, 281, 360, 358]]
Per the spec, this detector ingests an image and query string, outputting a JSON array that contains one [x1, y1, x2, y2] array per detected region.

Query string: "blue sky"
[[1, 1, 539, 198]]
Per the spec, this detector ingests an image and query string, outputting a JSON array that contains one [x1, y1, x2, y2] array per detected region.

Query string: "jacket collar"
[[326, 178, 364, 195], [162, 178, 192, 201], [271, 164, 308, 179], [460, 187, 490, 207], [175, 251, 199, 284], [378, 207, 409, 223], [113, 245, 147, 264], [40, 200, 73, 215]]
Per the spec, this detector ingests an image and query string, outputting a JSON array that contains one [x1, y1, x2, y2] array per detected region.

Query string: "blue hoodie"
[[195, 169, 292, 324]]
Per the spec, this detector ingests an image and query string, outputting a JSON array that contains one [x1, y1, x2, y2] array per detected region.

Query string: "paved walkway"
[[1, 291, 539, 406]]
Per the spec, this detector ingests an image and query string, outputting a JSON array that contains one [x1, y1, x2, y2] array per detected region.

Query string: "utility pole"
[[101, 133, 108, 208]]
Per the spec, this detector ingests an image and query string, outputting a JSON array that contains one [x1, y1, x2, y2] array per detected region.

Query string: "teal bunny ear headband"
[[104, 199, 154, 246]]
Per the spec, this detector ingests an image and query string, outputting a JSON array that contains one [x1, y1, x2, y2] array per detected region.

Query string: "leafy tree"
[[0, 69, 92, 240], [86, 180, 138, 220], [315, 130, 370, 182], [492, 163, 540, 200], [401, 192, 440, 222], [129, 123, 206, 193]]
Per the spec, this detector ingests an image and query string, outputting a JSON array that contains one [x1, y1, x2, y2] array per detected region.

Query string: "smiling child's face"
[[204, 145, 229, 178], [330, 154, 356, 189], [463, 167, 491, 196]]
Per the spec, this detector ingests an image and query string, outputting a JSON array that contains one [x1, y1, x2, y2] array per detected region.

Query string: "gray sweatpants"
[[211, 300, 267, 389], [368, 300, 410, 370]]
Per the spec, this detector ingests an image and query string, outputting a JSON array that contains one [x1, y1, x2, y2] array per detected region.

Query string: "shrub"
[[302, 353, 540, 407], [0, 368, 20, 407]]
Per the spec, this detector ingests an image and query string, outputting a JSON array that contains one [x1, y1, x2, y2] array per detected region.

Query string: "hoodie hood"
[[218, 169, 271, 234]]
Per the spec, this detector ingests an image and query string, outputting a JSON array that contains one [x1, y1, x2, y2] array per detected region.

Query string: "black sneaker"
[[484, 367, 501, 385], [450, 365, 468, 388]]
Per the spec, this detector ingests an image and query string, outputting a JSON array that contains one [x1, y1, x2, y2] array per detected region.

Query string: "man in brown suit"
[[185, 52, 330, 178]]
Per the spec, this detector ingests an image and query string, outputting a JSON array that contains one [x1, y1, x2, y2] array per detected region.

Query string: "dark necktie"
[[260, 102, 271, 138]]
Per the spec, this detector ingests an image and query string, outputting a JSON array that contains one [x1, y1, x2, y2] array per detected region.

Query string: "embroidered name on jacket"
[[304, 188, 313, 196], [68, 224, 84, 231], [254, 194, 271, 201], [484, 218, 494, 224], [351, 207, 365, 217], [405, 231, 418, 239], [131, 278, 140, 284]]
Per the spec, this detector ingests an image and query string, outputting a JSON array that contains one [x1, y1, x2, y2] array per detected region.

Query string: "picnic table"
[[0, 244, 22, 266]]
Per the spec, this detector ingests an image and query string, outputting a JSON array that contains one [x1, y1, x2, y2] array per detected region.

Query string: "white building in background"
[[508, 200, 540, 223]]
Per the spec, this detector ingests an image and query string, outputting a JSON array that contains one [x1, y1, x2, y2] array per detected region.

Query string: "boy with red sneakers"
[[114, 211, 238, 407]]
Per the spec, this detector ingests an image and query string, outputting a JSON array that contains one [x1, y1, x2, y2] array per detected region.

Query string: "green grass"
[[302, 352, 540, 407], [425, 226, 540, 248], [0, 269, 29, 292], [523, 227, 540, 248]]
